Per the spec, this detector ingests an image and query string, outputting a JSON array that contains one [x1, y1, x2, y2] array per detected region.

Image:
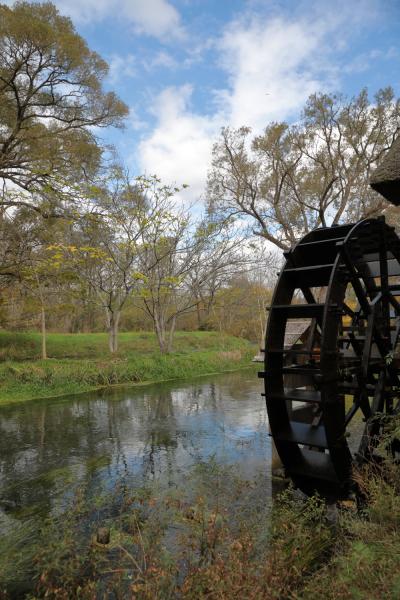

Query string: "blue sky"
[[23, 1, 400, 201]]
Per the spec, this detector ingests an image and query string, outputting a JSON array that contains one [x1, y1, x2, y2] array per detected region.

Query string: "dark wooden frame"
[[259, 217, 400, 498]]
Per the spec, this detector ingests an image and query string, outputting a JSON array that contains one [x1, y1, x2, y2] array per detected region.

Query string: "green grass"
[[0, 331, 256, 404]]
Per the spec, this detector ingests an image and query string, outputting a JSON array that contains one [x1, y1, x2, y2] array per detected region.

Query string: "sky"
[[16, 0, 400, 204]]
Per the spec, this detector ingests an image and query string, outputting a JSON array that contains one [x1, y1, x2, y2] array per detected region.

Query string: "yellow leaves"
[[133, 272, 148, 282], [88, 250, 108, 260], [46, 243, 110, 265], [163, 276, 181, 286], [86, 185, 103, 198], [195, 221, 218, 240]]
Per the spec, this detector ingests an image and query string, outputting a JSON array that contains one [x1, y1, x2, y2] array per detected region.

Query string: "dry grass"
[[2, 458, 400, 599]]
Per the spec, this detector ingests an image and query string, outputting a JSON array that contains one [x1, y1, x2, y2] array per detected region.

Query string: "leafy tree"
[[0, 1, 128, 214], [208, 88, 400, 250], [20, 250, 68, 359], [0, 207, 35, 282], [208, 276, 271, 341], [79, 177, 150, 354], [0, 208, 76, 357], [46, 172, 166, 353]]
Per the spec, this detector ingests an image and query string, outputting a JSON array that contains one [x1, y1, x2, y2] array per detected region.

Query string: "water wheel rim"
[[263, 217, 400, 498]]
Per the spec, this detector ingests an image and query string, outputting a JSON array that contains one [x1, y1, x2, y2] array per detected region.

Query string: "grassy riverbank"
[[0, 331, 256, 404], [1, 454, 400, 599]]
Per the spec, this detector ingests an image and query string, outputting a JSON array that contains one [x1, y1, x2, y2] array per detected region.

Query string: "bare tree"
[[136, 203, 245, 353], [208, 88, 400, 250], [186, 225, 248, 330]]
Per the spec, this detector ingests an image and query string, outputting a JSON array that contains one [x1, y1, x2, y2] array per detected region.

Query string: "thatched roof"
[[370, 134, 400, 205], [252, 319, 312, 361], [284, 320, 310, 349]]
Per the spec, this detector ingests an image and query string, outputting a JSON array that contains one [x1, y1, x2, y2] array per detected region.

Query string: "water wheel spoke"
[[358, 370, 386, 460], [262, 217, 400, 499], [344, 397, 361, 427]]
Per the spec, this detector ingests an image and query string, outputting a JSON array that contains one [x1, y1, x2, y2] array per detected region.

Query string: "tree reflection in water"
[[0, 370, 271, 528]]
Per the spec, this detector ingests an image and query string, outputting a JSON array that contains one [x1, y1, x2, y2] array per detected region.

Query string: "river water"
[[0, 369, 272, 531]]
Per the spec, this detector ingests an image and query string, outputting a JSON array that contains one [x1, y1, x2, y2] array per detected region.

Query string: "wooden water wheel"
[[259, 217, 400, 498]]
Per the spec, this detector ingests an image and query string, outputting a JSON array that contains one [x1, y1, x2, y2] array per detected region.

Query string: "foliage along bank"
[[0, 331, 256, 404], [2, 448, 400, 599]]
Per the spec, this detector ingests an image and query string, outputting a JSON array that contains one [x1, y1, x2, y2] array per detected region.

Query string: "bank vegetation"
[[1, 426, 400, 599]]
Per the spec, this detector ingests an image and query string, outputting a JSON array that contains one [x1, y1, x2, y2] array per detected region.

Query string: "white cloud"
[[48, 0, 184, 40], [216, 16, 329, 129], [343, 46, 400, 74], [126, 0, 392, 209], [144, 50, 178, 71], [107, 53, 136, 84], [124, 0, 184, 40], [127, 106, 147, 131], [106, 50, 179, 84], [137, 11, 337, 200], [138, 85, 221, 201], [135, 1, 392, 204]]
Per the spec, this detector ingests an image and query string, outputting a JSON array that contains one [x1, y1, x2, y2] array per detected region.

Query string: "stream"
[[0, 369, 272, 532]]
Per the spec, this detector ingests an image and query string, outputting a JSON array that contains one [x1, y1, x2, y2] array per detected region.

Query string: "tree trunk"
[[166, 315, 177, 353], [154, 309, 167, 353], [108, 311, 120, 354], [41, 304, 47, 360], [196, 300, 202, 328]]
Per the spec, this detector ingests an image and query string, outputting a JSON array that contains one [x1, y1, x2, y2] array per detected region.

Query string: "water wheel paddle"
[[259, 217, 400, 498]]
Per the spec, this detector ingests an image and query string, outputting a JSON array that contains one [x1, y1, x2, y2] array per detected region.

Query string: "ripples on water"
[[0, 370, 272, 527]]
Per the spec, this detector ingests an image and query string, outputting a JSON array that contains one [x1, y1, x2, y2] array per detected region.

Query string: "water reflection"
[[0, 370, 271, 525]]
